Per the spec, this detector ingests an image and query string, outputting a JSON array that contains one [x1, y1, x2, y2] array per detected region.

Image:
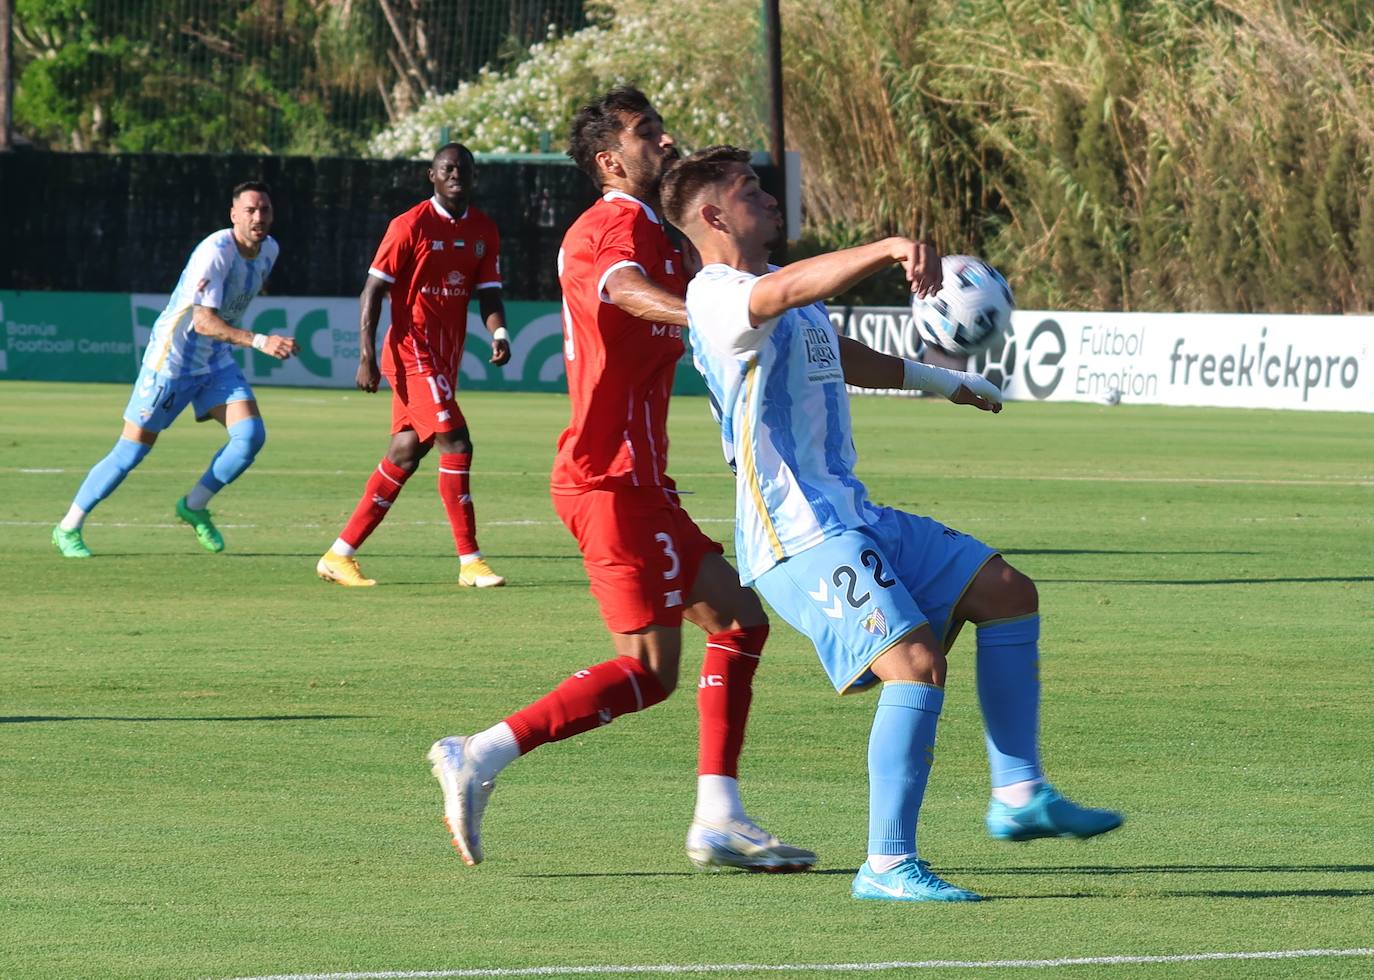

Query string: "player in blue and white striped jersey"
[[52, 181, 299, 558], [662, 146, 1122, 903]]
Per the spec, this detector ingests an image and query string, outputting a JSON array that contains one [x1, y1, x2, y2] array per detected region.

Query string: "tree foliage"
[[12, 0, 585, 154]]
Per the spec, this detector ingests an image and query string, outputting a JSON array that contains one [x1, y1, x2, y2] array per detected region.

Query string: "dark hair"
[[660, 145, 752, 229], [433, 142, 475, 167], [231, 180, 272, 201], [567, 86, 654, 185]]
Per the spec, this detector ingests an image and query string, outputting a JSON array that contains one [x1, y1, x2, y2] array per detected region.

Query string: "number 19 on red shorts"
[[388, 370, 468, 440]]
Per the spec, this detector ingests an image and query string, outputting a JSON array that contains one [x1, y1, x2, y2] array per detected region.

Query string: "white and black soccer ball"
[[911, 255, 1014, 357]]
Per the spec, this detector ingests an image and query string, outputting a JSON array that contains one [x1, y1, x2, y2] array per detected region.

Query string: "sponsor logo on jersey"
[[663, 589, 683, 608], [474, 240, 486, 258], [860, 607, 888, 638], [430, 240, 444, 251], [446, 271, 465, 286]]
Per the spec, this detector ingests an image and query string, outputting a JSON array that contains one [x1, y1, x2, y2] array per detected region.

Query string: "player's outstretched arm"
[[191, 305, 297, 359], [603, 266, 687, 327], [356, 275, 388, 391], [747, 238, 941, 326], [478, 288, 510, 366], [838, 336, 1002, 413]]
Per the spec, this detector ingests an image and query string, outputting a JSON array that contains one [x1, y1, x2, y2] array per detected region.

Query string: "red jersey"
[[369, 197, 502, 378], [551, 192, 687, 495]]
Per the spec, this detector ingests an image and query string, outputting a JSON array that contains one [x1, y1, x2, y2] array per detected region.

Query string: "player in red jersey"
[[317, 143, 511, 589], [427, 88, 815, 872]]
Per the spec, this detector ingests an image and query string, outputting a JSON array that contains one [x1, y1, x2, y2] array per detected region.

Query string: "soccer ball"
[[911, 255, 1014, 356]]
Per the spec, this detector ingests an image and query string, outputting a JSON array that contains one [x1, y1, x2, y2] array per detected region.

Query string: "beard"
[[764, 218, 785, 252]]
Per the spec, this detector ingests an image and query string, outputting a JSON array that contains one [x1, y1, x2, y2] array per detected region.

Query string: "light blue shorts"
[[753, 506, 997, 693], [123, 363, 255, 432]]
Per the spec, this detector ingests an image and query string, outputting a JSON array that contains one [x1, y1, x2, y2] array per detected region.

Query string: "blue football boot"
[[851, 858, 981, 902], [986, 783, 1123, 841]]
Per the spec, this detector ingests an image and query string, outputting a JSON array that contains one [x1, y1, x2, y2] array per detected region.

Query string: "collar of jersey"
[[602, 190, 660, 225], [429, 195, 469, 221]]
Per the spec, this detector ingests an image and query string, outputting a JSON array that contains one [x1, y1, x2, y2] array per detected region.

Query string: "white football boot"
[[686, 817, 816, 872], [428, 736, 495, 866]]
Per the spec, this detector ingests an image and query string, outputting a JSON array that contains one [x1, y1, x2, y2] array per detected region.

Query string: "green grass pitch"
[[2, 380, 1372, 980]]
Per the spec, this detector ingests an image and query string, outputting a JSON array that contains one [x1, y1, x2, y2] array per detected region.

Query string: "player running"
[[427, 89, 814, 873], [317, 143, 511, 589], [660, 145, 1123, 902], [52, 181, 298, 558]]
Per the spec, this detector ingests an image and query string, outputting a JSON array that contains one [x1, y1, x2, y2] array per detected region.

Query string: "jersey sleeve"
[[592, 210, 656, 302], [188, 239, 234, 310], [476, 221, 502, 291], [368, 215, 413, 284], [686, 265, 781, 358]]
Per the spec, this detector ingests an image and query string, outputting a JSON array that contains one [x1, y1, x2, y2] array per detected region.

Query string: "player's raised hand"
[[356, 358, 381, 393], [260, 335, 299, 360], [490, 338, 511, 366], [899, 240, 942, 299]]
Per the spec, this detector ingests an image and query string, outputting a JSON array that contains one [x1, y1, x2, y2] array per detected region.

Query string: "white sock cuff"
[[694, 774, 747, 822], [330, 538, 357, 557], [867, 852, 916, 873], [467, 722, 521, 782]]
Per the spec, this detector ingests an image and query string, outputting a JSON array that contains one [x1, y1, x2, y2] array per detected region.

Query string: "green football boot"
[[52, 525, 93, 559], [175, 497, 225, 553]]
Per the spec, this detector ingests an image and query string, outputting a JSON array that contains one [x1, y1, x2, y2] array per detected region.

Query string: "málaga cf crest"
[[860, 607, 888, 638]]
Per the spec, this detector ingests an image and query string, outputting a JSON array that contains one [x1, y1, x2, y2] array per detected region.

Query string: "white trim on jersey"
[[598, 260, 646, 303], [368, 267, 396, 283], [601, 191, 661, 225], [429, 197, 469, 221], [475, 280, 503, 291]]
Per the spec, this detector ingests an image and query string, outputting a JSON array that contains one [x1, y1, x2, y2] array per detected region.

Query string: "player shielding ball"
[[661, 146, 1123, 902], [52, 181, 298, 558], [427, 89, 813, 873], [317, 143, 510, 589]]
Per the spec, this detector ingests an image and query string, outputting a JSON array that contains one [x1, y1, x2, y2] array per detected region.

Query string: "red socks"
[[505, 655, 669, 753], [339, 458, 411, 550], [438, 452, 479, 555], [697, 625, 767, 778]]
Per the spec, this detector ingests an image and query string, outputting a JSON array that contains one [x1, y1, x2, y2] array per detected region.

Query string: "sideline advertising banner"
[[830, 306, 1374, 413], [0, 291, 706, 395], [6, 292, 1367, 411]]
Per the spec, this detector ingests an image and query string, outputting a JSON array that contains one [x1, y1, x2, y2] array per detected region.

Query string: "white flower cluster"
[[368, 4, 767, 159]]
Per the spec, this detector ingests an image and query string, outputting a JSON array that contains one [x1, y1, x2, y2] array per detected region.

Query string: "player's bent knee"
[[998, 564, 1038, 616], [235, 415, 267, 455], [872, 634, 947, 687]]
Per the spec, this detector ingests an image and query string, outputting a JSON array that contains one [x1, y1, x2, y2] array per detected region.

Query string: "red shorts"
[[387, 370, 467, 441], [553, 486, 725, 634]]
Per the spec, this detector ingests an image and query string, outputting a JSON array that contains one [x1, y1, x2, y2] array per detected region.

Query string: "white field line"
[[221, 947, 1374, 980], [6, 468, 1372, 486]]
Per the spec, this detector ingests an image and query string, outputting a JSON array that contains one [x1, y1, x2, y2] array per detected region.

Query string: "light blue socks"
[[975, 614, 1044, 788], [867, 681, 944, 857], [73, 438, 152, 514], [193, 416, 266, 499]]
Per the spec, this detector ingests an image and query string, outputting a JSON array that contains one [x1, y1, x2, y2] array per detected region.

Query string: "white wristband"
[[251, 333, 268, 351], [491, 327, 510, 342], [902, 358, 1003, 405]]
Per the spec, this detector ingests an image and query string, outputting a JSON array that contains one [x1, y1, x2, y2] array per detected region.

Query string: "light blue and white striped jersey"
[[141, 229, 279, 377], [686, 263, 878, 585]]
